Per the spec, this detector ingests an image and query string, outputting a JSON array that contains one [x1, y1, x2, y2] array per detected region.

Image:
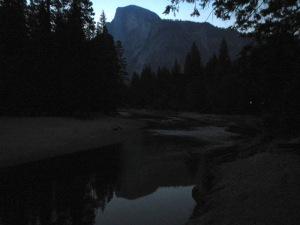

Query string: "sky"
[[91, 0, 234, 28]]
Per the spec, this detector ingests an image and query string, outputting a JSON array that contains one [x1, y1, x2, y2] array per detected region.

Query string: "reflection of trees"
[[0, 145, 121, 225]]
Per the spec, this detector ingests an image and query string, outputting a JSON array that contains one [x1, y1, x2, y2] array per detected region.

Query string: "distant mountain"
[[108, 5, 248, 76]]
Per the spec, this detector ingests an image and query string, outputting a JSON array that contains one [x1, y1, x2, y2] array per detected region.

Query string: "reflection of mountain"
[[116, 137, 199, 199], [0, 135, 205, 225]]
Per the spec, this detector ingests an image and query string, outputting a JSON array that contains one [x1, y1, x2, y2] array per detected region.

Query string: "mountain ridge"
[[108, 5, 247, 76]]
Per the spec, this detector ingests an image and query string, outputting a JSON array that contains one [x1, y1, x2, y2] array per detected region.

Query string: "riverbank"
[[187, 121, 300, 225], [0, 116, 144, 168], [138, 110, 300, 224]]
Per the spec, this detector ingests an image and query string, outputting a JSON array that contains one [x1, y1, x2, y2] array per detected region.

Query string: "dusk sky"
[[91, 0, 234, 28]]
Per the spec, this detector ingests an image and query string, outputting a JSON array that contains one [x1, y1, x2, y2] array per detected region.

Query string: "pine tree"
[[0, 0, 5, 112], [39, 0, 52, 36], [172, 59, 181, 75], [94, 17, 123, 111], [205, 54, 218, 112], [115, 40, 128, 81], [189, 42, 203, 76], [206, 54, 218, 77], [184, 42, 203, 77], [216, 38, 232, 113], [97, 10, 107, 35], [140, 66, 156, 108], [67, 0, 85, 42], [184, 42, 206, 111], [218, 38, 231, 69], [64, 0, 95, 41], [172, 59, 185, 110], [184, 53, 192, 77], [81, 0, 95, 39], [0, 0, 28, 112], [0, 0, 27, 57], [53, 0, 68, 35], [129, 72, 141, 107]]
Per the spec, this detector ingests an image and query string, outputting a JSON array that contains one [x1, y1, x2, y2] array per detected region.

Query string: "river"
[[0, 121, 214, 225]]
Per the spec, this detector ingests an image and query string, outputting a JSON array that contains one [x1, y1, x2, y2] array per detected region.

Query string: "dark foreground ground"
[[180, 114, 300, 225]]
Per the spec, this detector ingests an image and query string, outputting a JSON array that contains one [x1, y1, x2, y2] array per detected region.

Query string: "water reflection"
[[97, 186, 195, 225], [0, 145, 121, 225], [0, 133, 207, 225]]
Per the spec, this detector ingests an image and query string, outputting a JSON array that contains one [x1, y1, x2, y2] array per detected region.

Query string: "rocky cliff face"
[[108, 5, 247, 76]]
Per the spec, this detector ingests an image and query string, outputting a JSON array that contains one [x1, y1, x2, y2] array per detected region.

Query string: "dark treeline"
[[1, 0, 299, 127], [0, 0, 126, 116], [128, 36, 300, 131]]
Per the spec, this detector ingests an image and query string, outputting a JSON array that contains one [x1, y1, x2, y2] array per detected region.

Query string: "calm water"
[[0, 130, 208, 225]]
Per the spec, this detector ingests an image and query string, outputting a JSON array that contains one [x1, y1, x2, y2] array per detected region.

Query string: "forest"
[[0, 0, 126, 115], [0, 0, 299, 132], [128, 36, 300, 131]]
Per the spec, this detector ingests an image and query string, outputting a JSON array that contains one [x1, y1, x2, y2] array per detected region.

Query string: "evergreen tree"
[[0, 0, 5, 113], [129, 72, 141, 107], [81, 0, 95, 39], [0, 0, 27, 112], [184, 53, 192, 78], [97, 10, 107, 35], [26, 0, 55, 112], [139, 66, 156, 108], [93, 16, 122, 112], [218, 38, 231, 69], [115, 40, 128, 81], [184, 43, 203, 77], [172, 59, 181, 75], [184, 43, 206, 111], [65, 0, 95, 41], [171, 60, 185, 110], [205, 54, 218, 112], [216, 38, 232, 113], [53, 0, 68, 36], [67, 0, 85, 42]]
